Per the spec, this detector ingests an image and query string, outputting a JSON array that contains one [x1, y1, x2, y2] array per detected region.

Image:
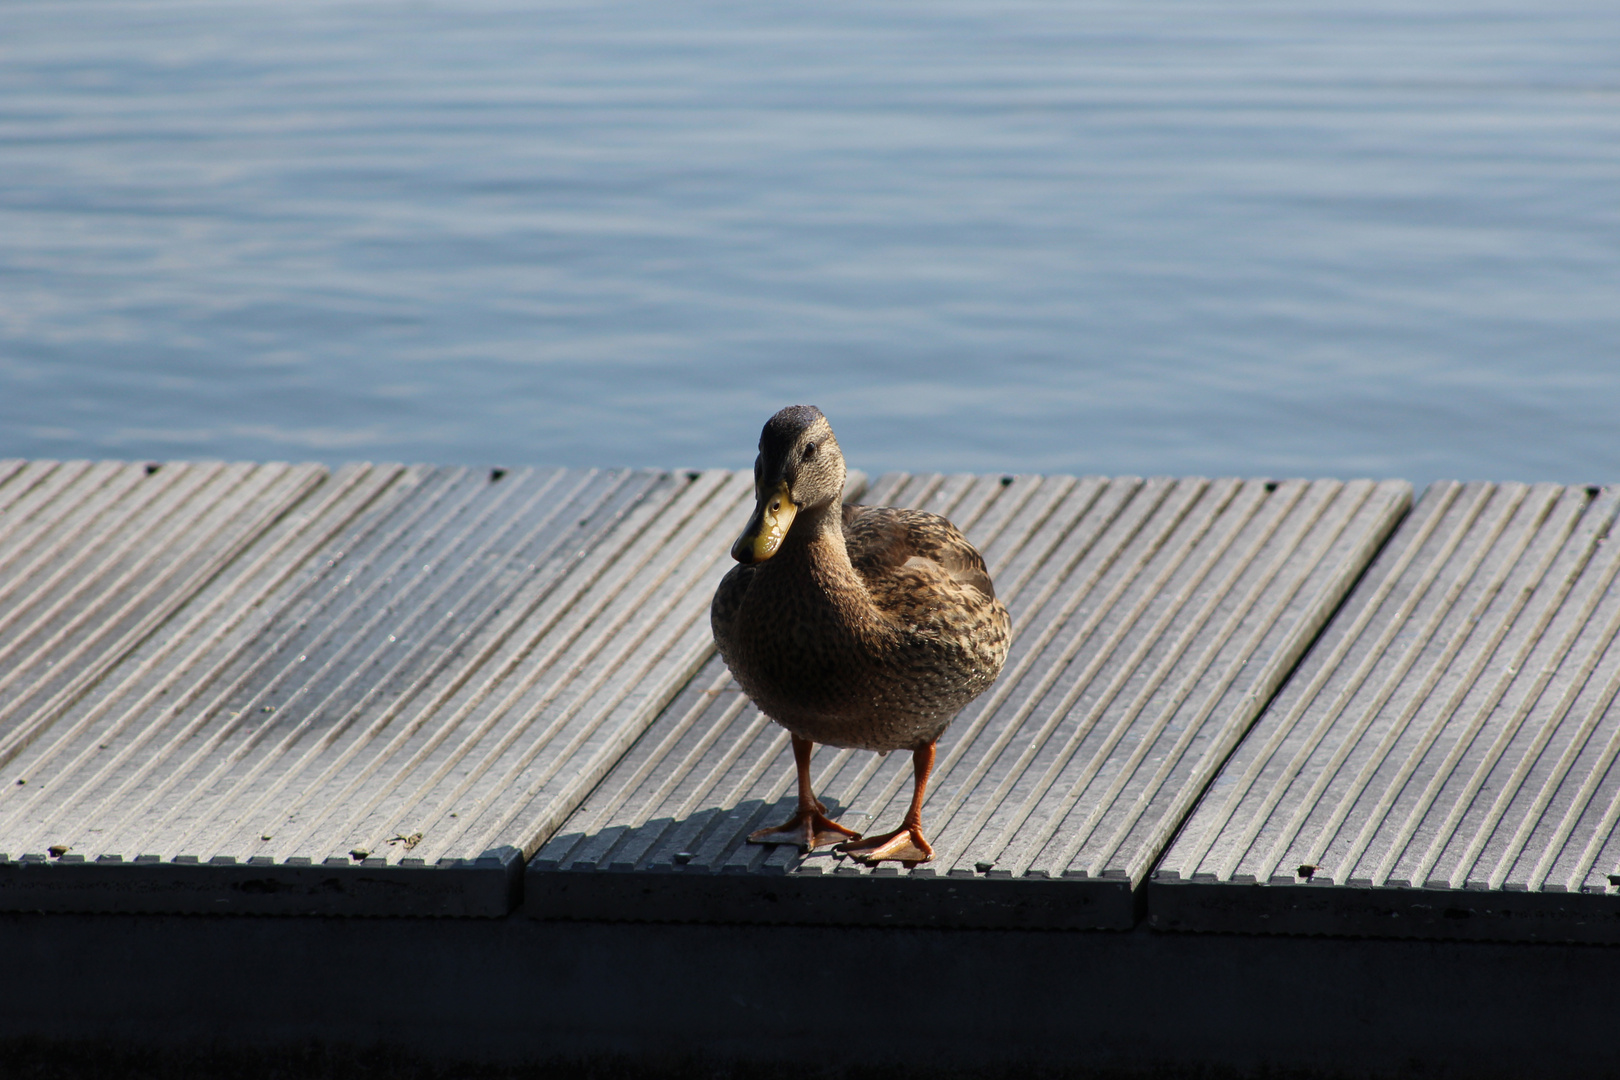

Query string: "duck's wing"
[[842, 504, 996, 602]]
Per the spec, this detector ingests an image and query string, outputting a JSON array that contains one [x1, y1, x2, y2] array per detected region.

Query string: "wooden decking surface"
[[3, 459, 1618, 940], [532, 472, 1409, 929], [1154, 480, 1620, 942], [0, 460, 741, 913]]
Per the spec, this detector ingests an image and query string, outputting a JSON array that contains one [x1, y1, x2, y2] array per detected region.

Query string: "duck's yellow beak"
[[732, 480, 797, 563]]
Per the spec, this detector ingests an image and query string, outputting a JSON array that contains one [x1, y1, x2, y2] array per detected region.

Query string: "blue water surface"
[[1, 0, 1617, 487]]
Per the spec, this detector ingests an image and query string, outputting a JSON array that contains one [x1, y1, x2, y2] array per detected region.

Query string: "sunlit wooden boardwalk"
[[0, 460, 747, 913], [3, 458, 1620, 1075]]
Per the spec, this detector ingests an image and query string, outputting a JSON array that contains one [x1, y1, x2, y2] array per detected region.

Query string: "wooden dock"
[[1154, 480, 1620, 942], [3, 458, 1619, 1075], [533, 473, 1411, 929], [0, 460, 742, 914]]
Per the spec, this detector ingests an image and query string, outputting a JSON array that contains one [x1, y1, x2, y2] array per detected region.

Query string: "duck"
[[710, 405, 1011, 864]]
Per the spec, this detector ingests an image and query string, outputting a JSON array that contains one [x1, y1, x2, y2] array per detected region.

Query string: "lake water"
[[2, 0, 1617, 489]]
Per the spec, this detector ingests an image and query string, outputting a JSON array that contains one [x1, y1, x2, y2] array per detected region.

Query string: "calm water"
[[2, 0, 1618, 488]]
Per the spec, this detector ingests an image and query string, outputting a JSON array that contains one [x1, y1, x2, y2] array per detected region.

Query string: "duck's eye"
[[802, 442, 817, 461]]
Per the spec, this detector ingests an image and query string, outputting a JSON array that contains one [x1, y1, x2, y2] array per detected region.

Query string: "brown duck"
[[711, 405, 1011, 864]]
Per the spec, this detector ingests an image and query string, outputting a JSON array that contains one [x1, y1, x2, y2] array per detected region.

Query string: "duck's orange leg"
[[748, 735, 862, 851], [837, 742, 935, 865]]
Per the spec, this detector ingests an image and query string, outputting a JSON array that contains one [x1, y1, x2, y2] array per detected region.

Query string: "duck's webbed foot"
[[748, 802, 862, 851], [836, 824, 933, 865]]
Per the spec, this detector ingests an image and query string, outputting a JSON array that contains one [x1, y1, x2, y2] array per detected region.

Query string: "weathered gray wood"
[[530, 474, 1411, 929], [0, 463, 404, 850], [0, 463, 327, 767], [1154, 482, 1620, 942], [0, 461, 751, 915]]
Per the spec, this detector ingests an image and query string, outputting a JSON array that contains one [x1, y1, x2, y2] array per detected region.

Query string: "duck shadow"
[[535, 795, 869, 876]]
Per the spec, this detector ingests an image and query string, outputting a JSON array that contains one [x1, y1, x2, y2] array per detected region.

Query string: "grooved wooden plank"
[[0, 459, 28, 499], [528, 473, 1411, 930], [0, 462, 327, 762], [1152, 482, 1620, 943], [0, 461, 750, 916]]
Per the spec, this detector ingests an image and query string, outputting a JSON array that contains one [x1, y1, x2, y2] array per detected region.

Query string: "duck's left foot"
[[836, 824, 933, 865], [748, 806, 861, 851]]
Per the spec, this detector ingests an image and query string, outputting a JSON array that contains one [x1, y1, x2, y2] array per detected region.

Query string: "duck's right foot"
[[748, 805, 862, 851], [835, 823, 933, 865]]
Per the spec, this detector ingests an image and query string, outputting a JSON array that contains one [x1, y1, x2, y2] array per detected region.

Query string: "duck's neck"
[[777, 498, 854, 578], [769, 498, 876, 633]]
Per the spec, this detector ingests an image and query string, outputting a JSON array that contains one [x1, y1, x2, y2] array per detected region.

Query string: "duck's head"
[[731, 404, 846, 564]]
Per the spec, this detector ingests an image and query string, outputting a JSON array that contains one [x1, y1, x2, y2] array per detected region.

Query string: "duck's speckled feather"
[[711, 502, 1010, 753]]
